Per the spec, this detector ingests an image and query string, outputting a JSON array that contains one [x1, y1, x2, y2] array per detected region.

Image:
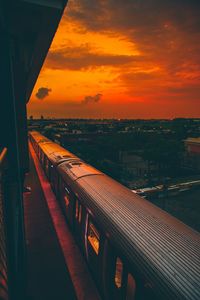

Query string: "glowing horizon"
[[28, 0, 200, 119]]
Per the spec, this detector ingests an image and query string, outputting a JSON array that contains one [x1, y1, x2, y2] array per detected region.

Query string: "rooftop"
[[185, 138, 200, 145]]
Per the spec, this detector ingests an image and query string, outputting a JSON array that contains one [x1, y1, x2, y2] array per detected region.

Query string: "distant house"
[[119, 151, 157, 177], [72, 129, 82, 134], [184, 138, 200, 171]]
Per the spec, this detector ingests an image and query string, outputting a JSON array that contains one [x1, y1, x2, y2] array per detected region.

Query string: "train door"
[[113, 256, 124, 299], [126, 273, 136, 300], [49, 163, 54, 187], [75, 199, 82, 227], [44, 155, 50, 178], [41, 152, 44, 166], [50, 163, 59, 190], [42, 153, 45, 169], [38, 146, 40, 157], [85, 216, 102, 285], [48, 160, 51, 180], [53, 169, 59, 196], [74, 199, 85, 248], [102, 239, 115, 299], [38, 148, 41, 160], [114, 260, 136, 300], [60, 181, 73, 227], [39, 149, 43, 164], [102, 240, 136, 300], [35, 143, 38, 154]]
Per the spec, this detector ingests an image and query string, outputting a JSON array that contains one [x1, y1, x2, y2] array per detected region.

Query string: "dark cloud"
[[36, 87, 52, 99], [67, 0, 200, 35], [167, 84, 200, 97], [47, 46, 139, 70], [65, 0, 200, 78], [119, 71, 160, 82], [82, 93, 102, 104]]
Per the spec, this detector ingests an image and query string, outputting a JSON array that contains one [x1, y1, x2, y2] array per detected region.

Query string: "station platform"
[[24, 143, 100, 300]]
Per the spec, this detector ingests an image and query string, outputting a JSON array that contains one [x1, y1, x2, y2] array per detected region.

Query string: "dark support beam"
[[0, 0, 68, 299], [1, 4, 26, 298]]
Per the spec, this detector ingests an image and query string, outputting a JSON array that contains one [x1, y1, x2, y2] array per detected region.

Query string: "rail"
[[0, 148, 9, 300]]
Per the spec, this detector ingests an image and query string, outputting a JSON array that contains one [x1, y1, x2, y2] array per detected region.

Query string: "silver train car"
[[29, 131, 200, 300]]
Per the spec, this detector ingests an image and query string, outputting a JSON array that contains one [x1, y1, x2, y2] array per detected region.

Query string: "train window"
[[64, 194, 70, 207], [126, 273, 136, 300], [75, 200, 82, 223], [87, 221, 100, 255], [78, 205, 82, 223], [115, 257, 123, 288], [75, 200, 79, 219], [63, 184, 70, 207]]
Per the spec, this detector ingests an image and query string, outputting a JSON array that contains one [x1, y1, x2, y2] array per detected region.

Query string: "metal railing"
[[0, 148, 9, 300]]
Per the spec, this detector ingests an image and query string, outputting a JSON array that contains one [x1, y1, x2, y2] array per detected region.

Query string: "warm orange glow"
[[28, 1, 200, 119], [87, 221, 100, 255], [115, 257, 123, 288]]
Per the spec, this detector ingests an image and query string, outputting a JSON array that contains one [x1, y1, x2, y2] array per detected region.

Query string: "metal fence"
[[0, 148, 8, 300]]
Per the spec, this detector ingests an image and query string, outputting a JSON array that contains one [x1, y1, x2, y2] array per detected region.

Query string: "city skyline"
[[28, 0, 200, 119]]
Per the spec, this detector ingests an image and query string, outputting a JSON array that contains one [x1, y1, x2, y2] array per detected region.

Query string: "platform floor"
[[24, 143, 101, 300], [24, 151, 76, 300]]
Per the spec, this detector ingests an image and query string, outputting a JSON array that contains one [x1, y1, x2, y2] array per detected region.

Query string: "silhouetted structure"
[[0, 1, 67, 299], [184, 138, 200, 171]]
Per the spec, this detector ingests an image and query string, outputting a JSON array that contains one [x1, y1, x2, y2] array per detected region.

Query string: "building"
[[119, 150, 158, 178], [184, 138, 200, 171]]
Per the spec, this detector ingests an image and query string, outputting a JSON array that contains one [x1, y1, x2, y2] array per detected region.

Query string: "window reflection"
[[64, 195, 69, 207], [87, 221, 100, 255], [78, 204, 82, 223], [115, 257, 123, 288], [75, 200, 79, 219], [75, 200, 82, 223], [126, 273, 136, 300]]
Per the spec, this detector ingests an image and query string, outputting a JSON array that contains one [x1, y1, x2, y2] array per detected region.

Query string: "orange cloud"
[[28, 0, 200, 119]]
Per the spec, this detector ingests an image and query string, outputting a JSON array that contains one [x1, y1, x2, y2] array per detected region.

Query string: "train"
[[132, 186, 163, 199], [132, 179, 200, 200], [29, 131, 200, 300]]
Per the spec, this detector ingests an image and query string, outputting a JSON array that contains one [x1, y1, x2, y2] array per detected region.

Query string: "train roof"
[[58, 160, 103, 181], [29, 130, 51, 144], [73, 174, 200, 300], [40, 142, 78, 165], [29, 131, 52, 146], [30, 131, 78, 165], [184, 137, 200, 145]]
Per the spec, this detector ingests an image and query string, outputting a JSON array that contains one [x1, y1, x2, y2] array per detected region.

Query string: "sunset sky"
[[28, 0, 200, 119]]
